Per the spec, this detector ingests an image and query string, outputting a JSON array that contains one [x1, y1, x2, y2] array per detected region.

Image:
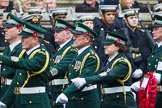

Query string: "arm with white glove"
[[131, 81, 140, 92], [153, 73, 161, 84], [71, 78, 86, 88], [56, 93, 68, 104], [0, 101, 7, 108], [132, 69, 143, 78]]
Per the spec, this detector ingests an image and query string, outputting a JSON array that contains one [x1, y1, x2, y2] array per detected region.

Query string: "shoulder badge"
[[11, 56, 19, 62], [50, 67, 58, 76], [99, 72, 107, 77]]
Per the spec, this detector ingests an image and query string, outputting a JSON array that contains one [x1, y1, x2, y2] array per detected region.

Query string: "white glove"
[[132, 69, 143, 78], [0, 101, 7, 108], [56, 93, 68, 104], [131, 81, 140, 92], [153, 73, 161, 84], [71, 78, 86, 88]]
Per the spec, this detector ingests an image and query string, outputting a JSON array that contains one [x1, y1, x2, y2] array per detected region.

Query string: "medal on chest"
[[74, 61, 81, 71], [54, 55, 61, 64]]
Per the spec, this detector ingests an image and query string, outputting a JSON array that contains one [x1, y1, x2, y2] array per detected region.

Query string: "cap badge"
[[32, 16, 39, 22]]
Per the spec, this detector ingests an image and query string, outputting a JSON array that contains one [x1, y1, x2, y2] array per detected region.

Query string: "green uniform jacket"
[[85, 53, 137, 108], [63, 46, 101, 108], [0, 45, 51, 108], [49, 40, 77, 108], [147, 45, 162, 108], [0, 43, 24, 98]]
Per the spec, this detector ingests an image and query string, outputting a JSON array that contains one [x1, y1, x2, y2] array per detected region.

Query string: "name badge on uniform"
[[157, 61, 162, 70], [74, 61, 81, 71], [54, 55, 61, 63]]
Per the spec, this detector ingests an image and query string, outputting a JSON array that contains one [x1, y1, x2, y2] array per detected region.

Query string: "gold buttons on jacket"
[[19, 73, 22, 76], [151, 55, 154, 57], [3, 68, 5, 71], [71, 96, 75, 99], [29, 101, 32, 104], [116, 95, 119, 98]]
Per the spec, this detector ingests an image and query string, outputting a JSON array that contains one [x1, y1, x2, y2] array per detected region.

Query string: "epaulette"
[[90, 50, 95, 55], [40, 48, 46, 51], [117, 57, 129, 64], [89, 50, 96, 59], [37, 48, 47, 55], [69, 45, 78, 52]]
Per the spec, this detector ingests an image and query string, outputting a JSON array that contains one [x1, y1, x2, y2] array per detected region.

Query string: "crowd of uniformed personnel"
[[0, 0, 162, 108]]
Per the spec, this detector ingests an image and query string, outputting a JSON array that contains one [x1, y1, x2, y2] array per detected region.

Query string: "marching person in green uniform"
[[21, 6, 56, 58], [71, 31, 137, 108], [131, 14, 162, 108], [56, 22, 101, 108], [78, 14, 105, 67], [49, 18, 77, 108], [0, 13, 25, 108], [45, 8, 69, 57], [0, 21, 51, 108], [145, 13, 162, 108]]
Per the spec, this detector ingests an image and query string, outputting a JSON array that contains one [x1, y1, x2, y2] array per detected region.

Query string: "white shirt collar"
[[108, 53, 119, 62], [9, 40, 21, 52], [26, 45, 40, 55], [78, 45, 90, 56], [157, 41, 162, 48], [58, 39, 71, 51]]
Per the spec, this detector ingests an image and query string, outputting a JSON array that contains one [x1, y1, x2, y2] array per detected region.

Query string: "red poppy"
[[17, 24, 22, 29], [33, 32, 38, 38], [66, 26, 70, 31], [85, 31, 90, 36], [115, 39, 120, 45]]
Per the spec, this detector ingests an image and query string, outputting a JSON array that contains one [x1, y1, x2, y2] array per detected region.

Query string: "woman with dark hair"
[[75, 0, 99, 12], [71, 31, 137, 108]]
